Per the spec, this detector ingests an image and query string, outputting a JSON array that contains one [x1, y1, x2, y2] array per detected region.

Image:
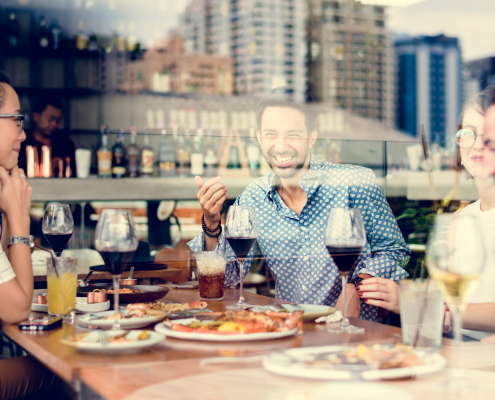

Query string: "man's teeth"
[[275, 156, 291, 163]]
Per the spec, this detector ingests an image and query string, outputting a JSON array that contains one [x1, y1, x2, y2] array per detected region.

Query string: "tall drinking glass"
[[94, 209, 139, 330], [426, 212, 484, 389], [225, 205, 259, 310], [324, 208, 366, 334]]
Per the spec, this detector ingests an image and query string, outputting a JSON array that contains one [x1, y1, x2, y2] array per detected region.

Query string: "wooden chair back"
[[154, 248, 192, 283]]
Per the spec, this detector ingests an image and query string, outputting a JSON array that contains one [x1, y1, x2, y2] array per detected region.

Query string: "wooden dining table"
[[3, 288, 495, 400]]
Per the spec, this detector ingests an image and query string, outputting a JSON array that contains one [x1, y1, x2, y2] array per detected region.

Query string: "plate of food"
[[78, 301, 209, 329], [250, 304, 335, 321], [155, 310, 303, 341], [262, 344, 446, 380], [77, 285, 170, 303], [61, 330, 164, 352]]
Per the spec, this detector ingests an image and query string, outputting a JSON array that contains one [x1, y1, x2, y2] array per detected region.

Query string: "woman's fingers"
[[363, 298, 389, 309]]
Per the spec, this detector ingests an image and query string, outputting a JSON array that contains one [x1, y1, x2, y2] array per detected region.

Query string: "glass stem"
[[112, 274, 121, 330], [238, 260, 245, 303], [452, 305, 463, 344], [341, 274, 350, 327]]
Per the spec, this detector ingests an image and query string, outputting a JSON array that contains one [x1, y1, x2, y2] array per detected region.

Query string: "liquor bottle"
[[176, 130, 191, 177], [158, 129, 176, 177], [190, 128, 204, 176], [246, 128, 260, 176], [97, 125, 112, 178], [39, 16, 49, 48], [50, 19, 61, 50], [7, 13, 20, 48], [126, 126, 140, 178], [141, 130, 155, 178], [203, 129, 217, 178], [112, 129, 127, 178], [76, 20, 88, 50]]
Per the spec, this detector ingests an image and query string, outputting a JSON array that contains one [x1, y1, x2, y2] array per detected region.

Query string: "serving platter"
[[262, 346, 446, 380], [155, 318, 298, 342], [78, 310, 166, 329], [77, 285, 170, 303]]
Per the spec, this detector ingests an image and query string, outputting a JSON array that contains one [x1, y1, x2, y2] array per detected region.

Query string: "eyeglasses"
[[0, 114, 24, 133], [456, 128, 483, 149]]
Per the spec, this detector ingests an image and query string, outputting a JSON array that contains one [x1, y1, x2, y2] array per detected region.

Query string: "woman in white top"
[[0, 71, 75, 399], [357, 87, 495, 336]]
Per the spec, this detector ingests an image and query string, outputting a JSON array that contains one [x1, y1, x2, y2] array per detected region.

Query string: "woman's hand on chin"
[[0, 166, 32, 231]]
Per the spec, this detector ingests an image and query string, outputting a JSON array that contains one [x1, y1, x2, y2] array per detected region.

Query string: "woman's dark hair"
[[0, 71, 12, 109], [256, 87, 316, 134]]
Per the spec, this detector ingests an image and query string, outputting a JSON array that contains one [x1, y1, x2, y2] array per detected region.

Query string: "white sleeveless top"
[[457, 200, 495, 340]]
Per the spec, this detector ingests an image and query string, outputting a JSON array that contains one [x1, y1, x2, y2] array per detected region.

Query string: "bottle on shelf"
[[7, 13, 20, 48], [97, 125, 112, 178], [39, 16, 49, 49], [176, 129, 191, 177], [203, 129, 217, 178], [141, 129, 155, 178], [50, 18, 61, 50], [112, 129, 127, 178], [190, 128, 204, 176], [126, 126, 141, 178], [75, 20, 88, 50], [158, 129, 176, 177], [246, 128, 260, 176]]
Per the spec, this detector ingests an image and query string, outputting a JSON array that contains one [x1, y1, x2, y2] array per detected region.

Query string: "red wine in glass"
[[326, 245, 362, 276], [99, 250, 135, 275], [226, 237, 256, 262], [45, 233, 72, 257]]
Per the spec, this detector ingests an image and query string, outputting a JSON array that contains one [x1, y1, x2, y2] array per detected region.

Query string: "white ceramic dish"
[[250, 304, 335, 321], [31, 299, 110, 314], [78, 310, 164, 329], [262, 346, 446, 381], [155, 318, 298, 342], [61, 330, 164, 352]]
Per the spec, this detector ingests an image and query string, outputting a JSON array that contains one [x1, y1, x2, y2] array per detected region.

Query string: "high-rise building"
[[178, 0, 307, 103], [395, 34, 462, 144], [307, 0, 394, 127], [463, 56, 495, 102]]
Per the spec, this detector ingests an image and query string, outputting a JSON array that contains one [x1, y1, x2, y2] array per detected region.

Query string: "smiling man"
[[188, 88, 410, 321]]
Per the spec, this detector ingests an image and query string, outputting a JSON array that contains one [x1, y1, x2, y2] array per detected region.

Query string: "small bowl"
[[121, 279, 138, 286], [87, 291, 108, 304]]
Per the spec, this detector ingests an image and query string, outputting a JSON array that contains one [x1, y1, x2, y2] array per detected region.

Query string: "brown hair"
[[0, 71, 12, 110]]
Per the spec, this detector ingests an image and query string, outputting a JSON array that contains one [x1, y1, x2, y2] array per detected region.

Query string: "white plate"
[[79, 310, 164, 329], [251, 304, 335, 321], [262, 346, 446, 380], [61, 330, 164, 352], [155, 318, 298, 342], [31, 299, 110, 314]]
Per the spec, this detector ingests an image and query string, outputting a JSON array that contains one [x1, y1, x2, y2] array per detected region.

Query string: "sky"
[[387, 0, 495, 61]]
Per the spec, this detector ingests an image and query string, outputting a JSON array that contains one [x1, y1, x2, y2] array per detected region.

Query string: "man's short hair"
[[256, 87, 316, 134], [33, 94, 64, 114], [0, 71, 12, 109]]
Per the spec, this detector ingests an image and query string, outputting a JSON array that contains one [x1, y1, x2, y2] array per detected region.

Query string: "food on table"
[[47, 271, 77, 315], [168, 310, 303, 334], [301, 344, 422, 370], [98, 288, 145, 294], [126, 301, 208, 314], [67, 330, 149, 343]]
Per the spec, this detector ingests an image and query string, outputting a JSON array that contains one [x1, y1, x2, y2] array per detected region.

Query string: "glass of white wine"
[[426, 212, 485, 388]]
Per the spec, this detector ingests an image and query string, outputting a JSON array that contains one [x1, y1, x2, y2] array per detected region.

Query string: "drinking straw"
[[35, 244, 59, 278]]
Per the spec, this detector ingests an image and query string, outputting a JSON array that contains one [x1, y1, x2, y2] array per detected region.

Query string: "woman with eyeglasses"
[[357, 88, 495, 336], [0, 71, 75, 399]]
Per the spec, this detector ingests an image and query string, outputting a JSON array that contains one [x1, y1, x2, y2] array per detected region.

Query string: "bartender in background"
[[18, 94, 76, 177]]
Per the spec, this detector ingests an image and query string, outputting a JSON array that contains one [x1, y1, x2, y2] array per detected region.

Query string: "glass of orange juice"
[[47, 257, 77, 318]]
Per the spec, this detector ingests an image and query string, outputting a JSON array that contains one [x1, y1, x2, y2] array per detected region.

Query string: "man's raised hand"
[[195, 176, 227, 228]]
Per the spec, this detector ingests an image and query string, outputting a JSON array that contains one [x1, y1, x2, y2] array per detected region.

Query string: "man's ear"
[[256, 129, 262, 147], [308, 129, 318, 149], [32, 112, 40, 124]]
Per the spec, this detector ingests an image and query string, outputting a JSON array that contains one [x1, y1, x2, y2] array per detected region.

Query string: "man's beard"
[[264, 150, 309, 179]]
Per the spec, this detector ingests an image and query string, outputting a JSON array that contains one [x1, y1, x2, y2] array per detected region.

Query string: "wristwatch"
[[353, 277, 365, 288], [8, 235, 35, 252]]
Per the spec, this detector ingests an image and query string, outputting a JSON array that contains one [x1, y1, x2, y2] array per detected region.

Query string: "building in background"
[[463, 56, 495, 102], [177, 0, 306, 103], [307, 0, 394, 127], [122, 35, 233, 95], [395, 34, 462, 144]]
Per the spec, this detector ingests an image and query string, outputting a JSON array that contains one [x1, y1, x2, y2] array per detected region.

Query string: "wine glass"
[[94, 209, 139, 330], [324, 208, 366, 334], [225, 205, 259, 310], [42, 203, 74, 258], [426, 212, 484, 389]]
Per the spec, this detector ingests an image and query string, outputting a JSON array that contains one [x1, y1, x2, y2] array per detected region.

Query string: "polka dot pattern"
[[188, 153, 410, 321]]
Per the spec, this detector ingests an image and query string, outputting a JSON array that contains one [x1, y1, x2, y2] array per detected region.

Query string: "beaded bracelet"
[[204, 225, 222, 239], [202, 215, 221, 233]]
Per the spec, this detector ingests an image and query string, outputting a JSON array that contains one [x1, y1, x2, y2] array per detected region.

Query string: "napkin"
[[315, 311, 343, 323]]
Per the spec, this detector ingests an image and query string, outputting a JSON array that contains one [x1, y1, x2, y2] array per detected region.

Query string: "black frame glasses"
[[456, 128, 482, 149], [0, 114, 25, 132]]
